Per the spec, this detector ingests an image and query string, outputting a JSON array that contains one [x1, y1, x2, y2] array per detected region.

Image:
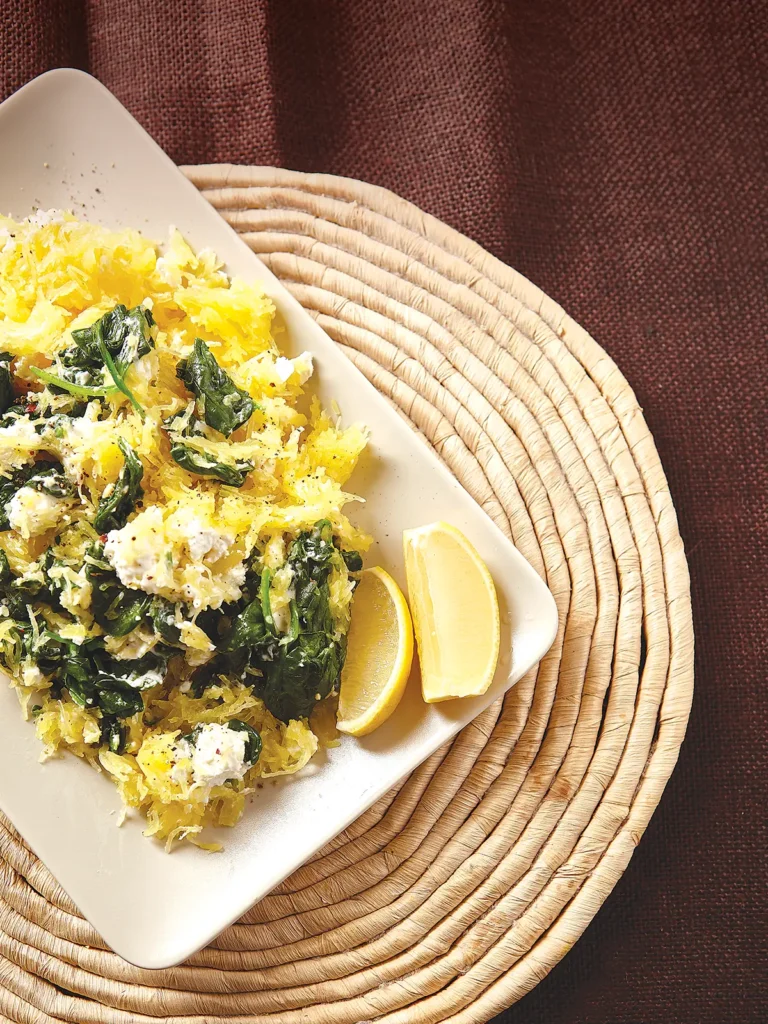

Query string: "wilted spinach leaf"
[[169, 438, 254, 487], [176, 339, 255, 436], [25, 629, 74, 675], [0, 405, 27, 429], [69, 672, 144, 717], [256, 631, 346, 723], [228, 719, 262, 764], [219, 585, 275, 655], [10, 550, 66, 610], [0, 460, 71, 531], [93, 439, 144, 533], [70, 303, 155, 370], [32, 303, 155, 412], [28, 464, 73, 499], [341, 549, 363, 573], [97, 649, 168, 690], [258, 521, 347, 721], [211, 521, 348, 723], [30, 365, 119, 399], [100, 715, 126, 754], [187, 649, 246, 698], [60, 642, 166, 719], [165, 409, 255, 487], [0, 553, 32, 625], [149, 596, 182, 644], [87, 552, 152, 637], [188, 591, 273, 697]]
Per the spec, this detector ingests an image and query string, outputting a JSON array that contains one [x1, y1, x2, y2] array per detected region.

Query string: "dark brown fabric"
[[1, 1, 766, 1021]]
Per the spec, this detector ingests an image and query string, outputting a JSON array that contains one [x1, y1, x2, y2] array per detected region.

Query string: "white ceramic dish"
[[0, 69, 558, 969]]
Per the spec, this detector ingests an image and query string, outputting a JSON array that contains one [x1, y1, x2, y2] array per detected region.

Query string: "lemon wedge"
[[337, 567, 414, 736], [403, 522, 500, 702]]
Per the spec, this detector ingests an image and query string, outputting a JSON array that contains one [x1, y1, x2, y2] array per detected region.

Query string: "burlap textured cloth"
[[1, 2, 765, 1022]]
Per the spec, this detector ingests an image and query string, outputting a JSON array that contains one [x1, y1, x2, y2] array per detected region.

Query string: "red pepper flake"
[[99, 534, 107, 542], [25, 404, 36, 414]]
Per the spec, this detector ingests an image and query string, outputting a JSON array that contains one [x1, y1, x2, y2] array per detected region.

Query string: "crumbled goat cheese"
[[54, 402, 105, 479], [173, 723, 249, 790], [6, 487, 66, 539], [274, 352, 314, 385], [105, 505, 245, 610], [0, 416, 40, 473], [67, 405, 103, 441], [220, 561, 247, 592], [104, 505, 174, 594], [185, 518, 233, 563]]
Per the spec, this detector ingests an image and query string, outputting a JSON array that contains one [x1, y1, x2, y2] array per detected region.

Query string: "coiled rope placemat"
[[0, 167, 694, 1024]]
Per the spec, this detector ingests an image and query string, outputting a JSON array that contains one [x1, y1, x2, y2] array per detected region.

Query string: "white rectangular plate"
[[0, 69, 557, 969]]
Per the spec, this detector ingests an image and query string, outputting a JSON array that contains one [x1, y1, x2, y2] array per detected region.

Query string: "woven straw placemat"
[[0, 167, 694, 1024]]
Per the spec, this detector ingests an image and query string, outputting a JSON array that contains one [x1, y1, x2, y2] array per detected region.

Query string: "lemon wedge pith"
[[337, 567, 414, 737], [403, 522, 500, 703]]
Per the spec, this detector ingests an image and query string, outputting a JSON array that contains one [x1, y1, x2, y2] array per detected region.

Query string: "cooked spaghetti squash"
[[0, 210, 370, 849]]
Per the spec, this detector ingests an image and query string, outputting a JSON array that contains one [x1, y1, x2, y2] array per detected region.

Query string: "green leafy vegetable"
[[0, 549, 69, 634], [70, 303, 155, 369], [219, 591, 276, 656], [211, 520, 348, 723], [93, 439, 144, 532], [0, 460, 72, 531], [260, 520, 347, 721], [341, 549, 363, 573], [169, 438, 254, 487], [257, 631, 346, 723], [164, 409, 255, 487], [71, 675, 144, 717], [26, 629, 73, 675], [10, 551, 65, 608], [100, 715, 126, 754], [87, 551, 152, 637], [26, 463, 74, 498], [227, 719, 262, 764], [0, 405, 28, 428], [149, 596, 182, 644], [99, 339, 144, 419], [48, 638, 167, 719], [29, 366, 119, 398], [0, 549, 32, 625], [0, 352, 15, 414], [32, 303, 155, 412], [176, 338, 255, 436]]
